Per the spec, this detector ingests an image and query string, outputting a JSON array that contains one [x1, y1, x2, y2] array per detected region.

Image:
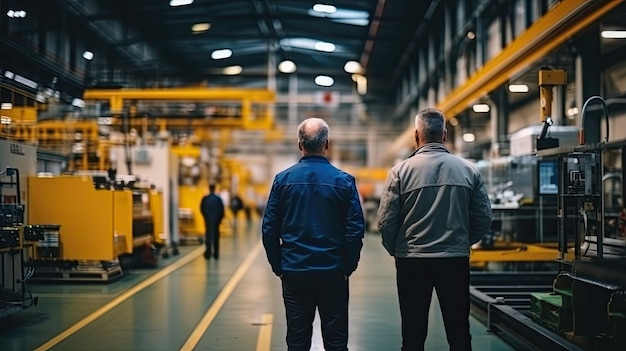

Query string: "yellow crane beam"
[[385, 0, 620, 163]]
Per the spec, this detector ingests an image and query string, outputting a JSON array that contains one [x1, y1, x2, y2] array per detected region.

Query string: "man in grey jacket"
[[377, 108, 492, 351]]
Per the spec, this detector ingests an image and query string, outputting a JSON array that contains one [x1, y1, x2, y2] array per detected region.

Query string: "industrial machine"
[[470, 95, 626, 351], [532, 97, 626, 350], [1, 166, 42, 320], [26, 174, 136, 280]]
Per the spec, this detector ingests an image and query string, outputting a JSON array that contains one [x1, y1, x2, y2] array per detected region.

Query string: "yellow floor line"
[[179, 241, 262, 351], [255, 313, 274, 351], [33, 245, 205, 351]]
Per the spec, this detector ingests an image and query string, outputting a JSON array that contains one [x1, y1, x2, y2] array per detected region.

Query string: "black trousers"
[[395, 257, 472, 351], [281, 271, 349, 351], [204, 222, 220, 257]]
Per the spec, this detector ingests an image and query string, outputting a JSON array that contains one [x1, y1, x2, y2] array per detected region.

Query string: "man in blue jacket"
[[200, 184, 225, 259], [262, 117, 365, 351]]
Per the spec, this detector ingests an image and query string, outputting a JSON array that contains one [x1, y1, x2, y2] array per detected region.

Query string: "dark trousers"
[[281, 271, 349, 351], [395, 257, 472, 351], [204, 222, 220, 257]]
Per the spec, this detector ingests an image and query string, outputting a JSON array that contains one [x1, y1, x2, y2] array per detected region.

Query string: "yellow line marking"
[[255, 313, 274, 351], [180, 241, 262, 351], [33, 246, 205, 351]]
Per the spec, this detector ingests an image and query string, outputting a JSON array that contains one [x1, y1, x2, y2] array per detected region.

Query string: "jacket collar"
[[299, 155, 329, 163], [407, 143, 450, 158]]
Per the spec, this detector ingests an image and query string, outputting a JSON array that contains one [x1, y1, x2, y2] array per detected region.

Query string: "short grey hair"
[[414, 108, 446, 142], [297, 118, 329, 153]]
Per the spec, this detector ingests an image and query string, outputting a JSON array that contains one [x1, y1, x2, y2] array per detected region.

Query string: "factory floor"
[[1, 223, 516, 351]]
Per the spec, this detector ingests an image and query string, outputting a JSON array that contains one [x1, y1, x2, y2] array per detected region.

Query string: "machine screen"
[[538, 160, 558, 195]]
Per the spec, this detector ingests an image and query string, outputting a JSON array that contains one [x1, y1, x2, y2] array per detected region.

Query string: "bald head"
[[297, 118, 329, 155], [414, 108, 446, 146]]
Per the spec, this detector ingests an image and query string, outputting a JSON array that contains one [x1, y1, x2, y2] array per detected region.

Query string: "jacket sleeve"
[[261, 177, 283, 276], [377, 169, 401, 256], [218, 198, 225, 221], [468, 171, 492, 245], [343, 176, 365, 276]]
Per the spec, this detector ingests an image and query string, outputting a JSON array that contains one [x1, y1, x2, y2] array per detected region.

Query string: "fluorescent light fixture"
[[448, 117, 459, 127], [466, 31, 476, 40], [82, 51, 94, 60], [36, 92, 46, 103], [344, 61, 362, 74], [315, 75, 334, 87], [472, 103, 490, 113], [508, 84, 529, 93], [6, 10, 26, 18], [1, 103, 13, 110], [170, 0, 193, 7], [4, 70, 14, 79], [211, 49, 232, 60], [192, 23, 211, 33], [308, 7, 369, 26], [223, 65, 243, 75], [314, 41, 335, 52], [71, 98, 85, 108], [13, 74, 38, 89], [313, 4, 337, 14], [278, 60, 297, 74], [462, 132, 476, 143], [601, 30, 626, 39]]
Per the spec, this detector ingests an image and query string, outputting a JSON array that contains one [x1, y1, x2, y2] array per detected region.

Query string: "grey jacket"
[[377, 143, 492, 258]]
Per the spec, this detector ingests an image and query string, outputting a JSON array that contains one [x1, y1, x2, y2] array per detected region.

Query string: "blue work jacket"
[[262, 156, 365, 277]]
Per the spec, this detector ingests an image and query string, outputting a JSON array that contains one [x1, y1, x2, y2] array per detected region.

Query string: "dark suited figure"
[[200, 184, 225, 259]]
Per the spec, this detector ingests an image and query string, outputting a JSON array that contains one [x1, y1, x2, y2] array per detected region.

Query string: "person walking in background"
[[377, 108, 492, 351], [262, 117, 365, 351], [200, 184, 225, 259]]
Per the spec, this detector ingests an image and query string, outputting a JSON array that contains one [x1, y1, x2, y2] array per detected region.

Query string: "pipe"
[[578, 96, 609, 145]]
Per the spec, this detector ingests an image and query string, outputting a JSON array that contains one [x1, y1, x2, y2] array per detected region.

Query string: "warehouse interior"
[[1, 0, 626, 350]]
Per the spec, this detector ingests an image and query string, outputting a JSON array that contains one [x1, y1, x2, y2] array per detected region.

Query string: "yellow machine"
[[148, 190, 165, 246], [28, 175, 134, 261]]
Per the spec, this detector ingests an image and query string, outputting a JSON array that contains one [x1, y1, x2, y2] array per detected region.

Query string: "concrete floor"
[[0, 223, 516, 350]]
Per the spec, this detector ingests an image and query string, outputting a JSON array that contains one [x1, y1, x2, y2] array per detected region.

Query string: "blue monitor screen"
[[538, 160, 558, 195]]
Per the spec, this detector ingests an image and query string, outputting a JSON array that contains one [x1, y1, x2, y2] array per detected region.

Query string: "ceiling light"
[[314, 41, 335, 52], [191, 23, 211, 33], [315, 75, 334, 87], [508, 84, 529, 93], [462, 132, 476, 143], [466, 31, 476, 40], [223, 65, 243, 75], [1, 103, 13, 110], [601, 30, 626, 39], [312, 4, 337, 14], [344, 61, 362, 74], [308, 8, 369, 26], [71, 98, 85, 108], [169, 0, 194, 7], [278, 60, 297, 74], [13, 74, 38, 89], [6, 10, 26, 18], [211, 49, 232, 60], [472, 103, 490, 113], [567, 107, 579, 117], [4, 70, 14, 79], [82, 51, 94, 61], [356, 75, 367, 95]]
